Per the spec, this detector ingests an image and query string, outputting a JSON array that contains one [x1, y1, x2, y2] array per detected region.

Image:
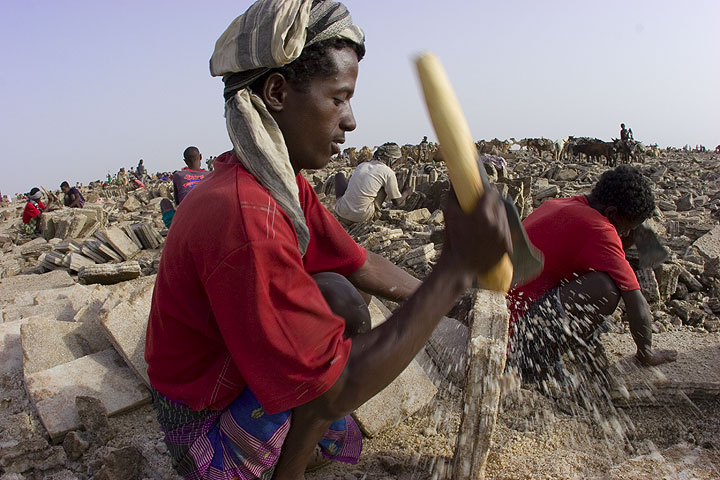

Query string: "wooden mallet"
[[415, 52, 513, 292]]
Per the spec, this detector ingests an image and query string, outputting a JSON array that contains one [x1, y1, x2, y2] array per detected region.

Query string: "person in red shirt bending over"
[[144, 1, 511, 479], [507, 165, 677, 386], [22, 187, 46, 235]]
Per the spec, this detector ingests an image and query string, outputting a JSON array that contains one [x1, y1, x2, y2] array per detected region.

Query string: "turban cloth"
[[373, 142, 402, 166], [27, 189, 43, 201], [210, 0, 364, 255]]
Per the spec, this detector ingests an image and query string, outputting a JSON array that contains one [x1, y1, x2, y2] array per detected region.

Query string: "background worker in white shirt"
[[334, 142, 409, 223]]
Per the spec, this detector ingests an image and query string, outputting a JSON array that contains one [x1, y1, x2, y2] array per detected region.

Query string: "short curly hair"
[[250, 37, 365, 94], [591, 165, 655, 222]]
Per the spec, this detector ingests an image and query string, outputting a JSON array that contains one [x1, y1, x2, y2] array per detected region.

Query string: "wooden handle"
[[416, 52, 513, 292]]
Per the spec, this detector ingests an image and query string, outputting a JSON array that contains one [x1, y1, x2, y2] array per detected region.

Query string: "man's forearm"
[[347, 251, 421, 302], [629, 314, 652, 358], [273, 408, 330, 480], [623, 290, 653, 358], [317, 254, 471, 419]]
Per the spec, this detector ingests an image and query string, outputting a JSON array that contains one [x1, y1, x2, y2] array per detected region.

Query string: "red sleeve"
[[299, 175, 367, 275], [23, 202, 41, 222], [204, 239, 351, 414], [38, 200, 46, 211], [577, 225, 640, 291]]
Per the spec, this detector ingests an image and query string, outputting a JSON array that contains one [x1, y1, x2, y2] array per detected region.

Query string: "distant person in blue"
[[60, 181, 85, 208], [172, 146, 208, 206], [162, 146, 209, 228]]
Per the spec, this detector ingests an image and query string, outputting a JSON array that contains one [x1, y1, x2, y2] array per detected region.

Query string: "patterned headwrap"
[[373, 142, 402, 166], [210, 0, 364, 255], [27, 188, 42, 202]]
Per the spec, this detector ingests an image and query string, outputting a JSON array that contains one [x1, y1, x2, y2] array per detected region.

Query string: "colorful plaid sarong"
[[153, 387, 362, 479]]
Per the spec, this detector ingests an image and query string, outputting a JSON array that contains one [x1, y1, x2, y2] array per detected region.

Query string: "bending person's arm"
[[622, 289, 677, 366], [69, 193, 83, 208]]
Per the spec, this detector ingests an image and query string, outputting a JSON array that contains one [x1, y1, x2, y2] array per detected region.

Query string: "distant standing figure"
[[334, 142, 408, 224], [22, 187, 46, 234], [620, 123, 629, 142], [206, 155, 216, 171], [60, 181, 85, 208], [173, 146, 208, 206], [137, 159, 147, 182], [117, 168, 128, 186]]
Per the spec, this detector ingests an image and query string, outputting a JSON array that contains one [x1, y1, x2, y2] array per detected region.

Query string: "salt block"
[[0, 270, 75, 306], [122, 196, 142, 213], [3, 300, 77, 323], [604, 331, 720, 406], [99, 283, 154, 386], [21, 318, 112, 375], [406, 208, 432, 223], [78, 261, 141, 285], [65, 252, 95, 272], [96, 242, 123, 262], [368, 296, 392, 329], [68, 213, 88, 238], [352, 359, 437, 437], [692, 225, 720, 260], [654, 263, 680, 301], [353, 296, 438, 437], [636, 268, 660, 304], [0, 319, 28, 377], [19, 237, 50, 257], [25, 348, 151, 442], [426, 317, 469, 386], [101, 274, 156, 311], [102, 227, 140, 260]]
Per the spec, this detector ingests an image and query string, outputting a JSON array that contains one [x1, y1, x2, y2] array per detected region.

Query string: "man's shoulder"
[[360, 161, 394, 175], [529, 196, 605, 232]]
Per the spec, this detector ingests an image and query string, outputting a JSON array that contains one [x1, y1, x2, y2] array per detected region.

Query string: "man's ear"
[[603, 205, 617, 219], [262, 72, 288, 113]]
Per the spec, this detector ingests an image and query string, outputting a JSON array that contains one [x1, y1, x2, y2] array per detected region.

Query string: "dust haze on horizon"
[[1, 0, 718, 196]]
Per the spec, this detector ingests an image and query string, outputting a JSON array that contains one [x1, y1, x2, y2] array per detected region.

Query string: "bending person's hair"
[[591, 165, 655, 222]]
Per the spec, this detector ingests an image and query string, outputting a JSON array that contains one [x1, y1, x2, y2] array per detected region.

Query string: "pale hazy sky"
[[2, 0, 718, 196]]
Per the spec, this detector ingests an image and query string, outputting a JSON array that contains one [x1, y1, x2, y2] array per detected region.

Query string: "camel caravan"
[[340, 133, 667, 170]]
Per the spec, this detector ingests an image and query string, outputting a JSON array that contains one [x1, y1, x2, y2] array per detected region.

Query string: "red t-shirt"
[[22, 200, 45, 223], [508, 195, 640, 324], [145, 151, 367, 414]]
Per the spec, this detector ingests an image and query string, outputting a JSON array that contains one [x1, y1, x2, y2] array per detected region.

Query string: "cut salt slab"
[[99, 283, 154, 387], [604, 330, 720, 406], [0, 319, 29, 377], [21, 318, 112, 375], [426, 316, 469, 386], [102, 226, 140, 260], [0, 270, 75, 305], [352, 296, 438, 437], [352, 359, 437, 437], [78, 261, 141, 285], [692, 225, 720, 259], [25, 348, 151, 442], [368, 296, 392, 328]]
